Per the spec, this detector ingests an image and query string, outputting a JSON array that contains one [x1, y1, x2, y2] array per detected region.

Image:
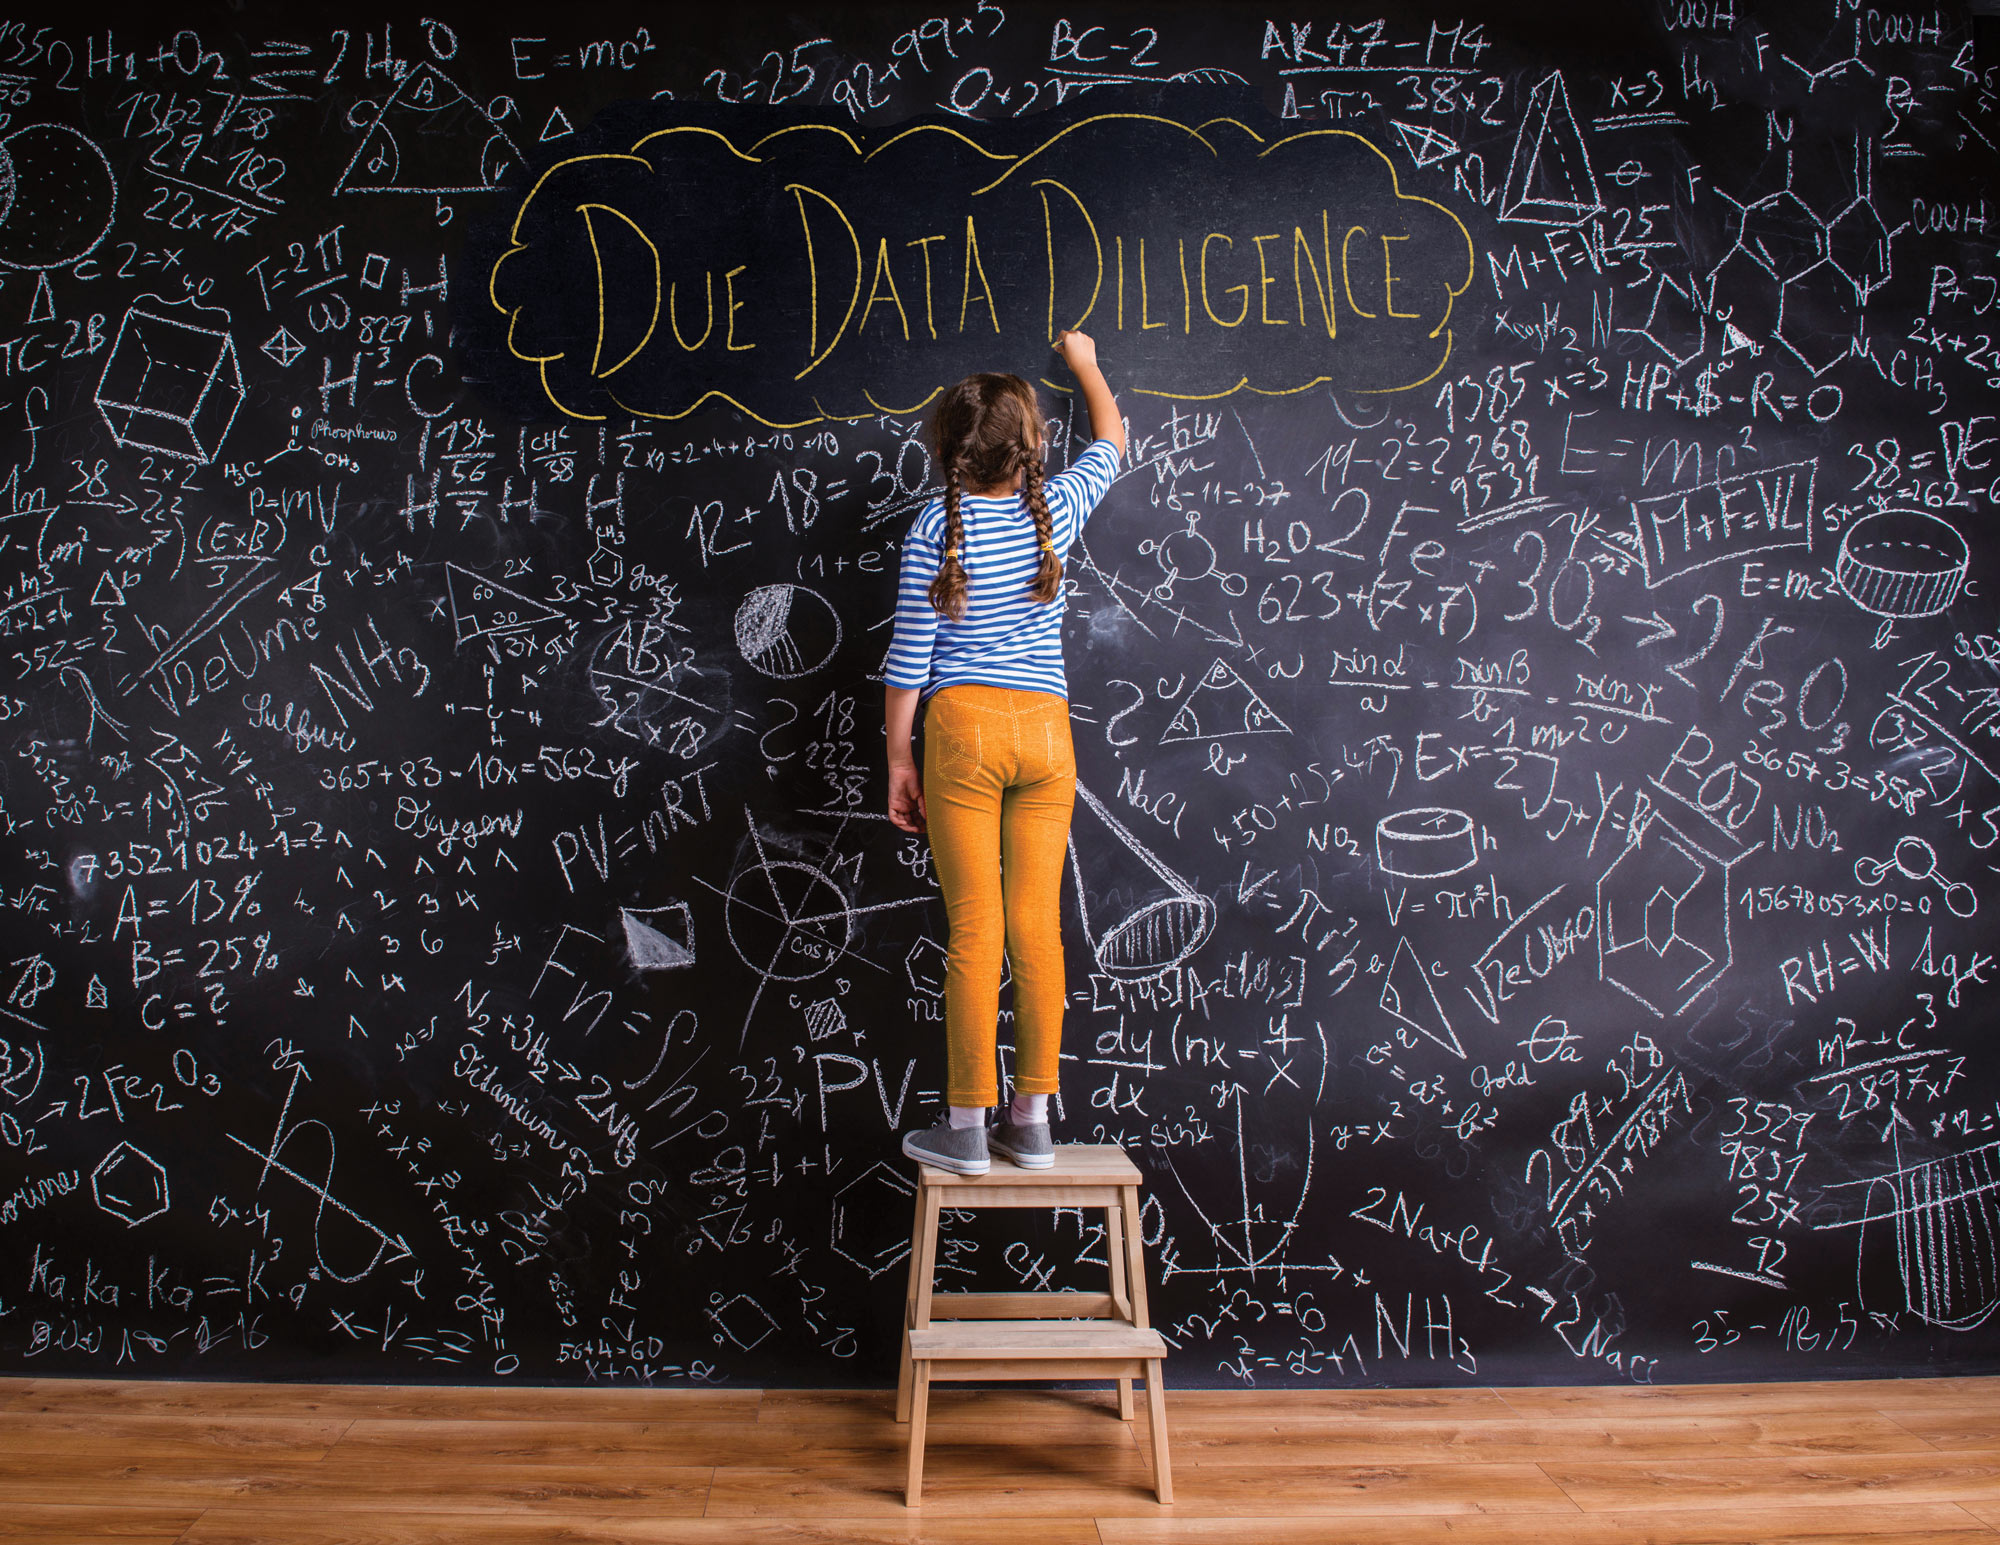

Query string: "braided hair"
[[925, 373, 1057, 620]]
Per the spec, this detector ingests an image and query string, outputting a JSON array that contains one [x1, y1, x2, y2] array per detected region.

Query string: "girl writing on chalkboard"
[[884, 330, 1125, 1175]]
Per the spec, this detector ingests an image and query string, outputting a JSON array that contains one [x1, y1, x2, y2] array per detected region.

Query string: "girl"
[[884, 330, 1124, 1176]]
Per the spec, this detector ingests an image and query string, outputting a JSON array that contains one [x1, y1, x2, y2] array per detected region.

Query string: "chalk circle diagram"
[[724, 854, 853, 983], [1834, 509, 1968, 617], [0, 123, 116, 269], [1070, 781, 1215, 979], [734, 583, 840, 679], [1375, 807, 1478, 879]]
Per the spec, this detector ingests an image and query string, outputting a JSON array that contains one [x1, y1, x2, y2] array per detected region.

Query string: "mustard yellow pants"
[[922, 685, 1075, 1107]]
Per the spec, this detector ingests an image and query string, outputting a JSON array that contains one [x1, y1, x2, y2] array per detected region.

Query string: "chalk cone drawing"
[[0, 123, 117, 269], [1376, 808, 1479, 879], [1160, 658, 1291, 743], [1499, 71, 1601, 225], [444, 562, 567, 644], [621, 903, 694, 971], [1069, 782, 1214, 979], [93, 306, 244, 464], [1379, 935, 1464, 1058], [335, 62, 523, 194], [734, 583, 841, 679]]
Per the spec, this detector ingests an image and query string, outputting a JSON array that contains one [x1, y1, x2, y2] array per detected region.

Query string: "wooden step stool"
[[897, 1143, 1172, 1507]]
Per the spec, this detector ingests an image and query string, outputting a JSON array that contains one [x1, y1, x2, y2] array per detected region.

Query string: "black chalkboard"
[[1, 0, 1996, 1389]]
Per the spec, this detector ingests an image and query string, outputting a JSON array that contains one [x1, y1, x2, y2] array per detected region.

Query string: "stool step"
[[929, 1289, 1126, 1320], [914, 1143, 1140, 1188], [909, 1320, 1167, 1360]]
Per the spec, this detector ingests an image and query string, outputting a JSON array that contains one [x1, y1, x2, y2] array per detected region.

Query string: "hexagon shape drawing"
[[1776, 259, 1854, 377], [1825, 195, 1892, 304], [1597, 812, 1750, 1018], [92, 1140, 169, 1227], [830, 1160, 913, 1278], [1735, 188, 1827, 283], [905, 937, 947, 999]]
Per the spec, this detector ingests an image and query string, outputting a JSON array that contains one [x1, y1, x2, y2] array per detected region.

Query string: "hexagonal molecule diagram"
[[93, 306, 244, 464], [1596, 809, 1750, 1018], [830, 1160, 913, 1278], [92, 1140, 169, 1227]]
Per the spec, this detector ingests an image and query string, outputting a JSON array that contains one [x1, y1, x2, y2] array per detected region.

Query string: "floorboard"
[[0, 1374, 1988, 1541]]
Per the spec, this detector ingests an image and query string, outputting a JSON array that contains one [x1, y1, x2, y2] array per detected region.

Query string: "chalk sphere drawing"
[[0, 123, 116, 268], [1376, 808, 1479, 879], [1834, 509, 1969, 618], [734, 583, 841, 679]]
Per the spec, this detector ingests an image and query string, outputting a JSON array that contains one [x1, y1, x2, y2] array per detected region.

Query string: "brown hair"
[[926, 372, 1060, 620]]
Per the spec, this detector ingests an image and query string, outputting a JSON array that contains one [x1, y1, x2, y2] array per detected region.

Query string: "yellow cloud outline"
[[489, 116, 1476, 428]]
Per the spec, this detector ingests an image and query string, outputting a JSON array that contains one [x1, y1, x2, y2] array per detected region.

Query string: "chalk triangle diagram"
[[1160, 659, 1292, 744], [1499, 71, 1602, 227], [1392, 120, 1460, 169], [444, 562, 565, 646], [1379, 935, 1465, 1059], [540, 107, 574, 142], [621, 903, 695, 972], [334, 62, 524, 194]]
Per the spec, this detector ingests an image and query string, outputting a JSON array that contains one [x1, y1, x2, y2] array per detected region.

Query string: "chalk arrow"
[[1623, 610, 1678, 647]]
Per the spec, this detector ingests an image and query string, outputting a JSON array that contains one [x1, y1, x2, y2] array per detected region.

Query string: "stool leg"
[[1120, 1185, 1151, 1328], [1144, 1357, 1173, 1504], [905, 1360, 931, 1507], [896, 1183, 928, 1423], [1103, 1201, 1134, 1419]]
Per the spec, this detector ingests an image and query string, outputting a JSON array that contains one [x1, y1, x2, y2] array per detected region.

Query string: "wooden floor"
[[0, 1373, 1994, 1542]]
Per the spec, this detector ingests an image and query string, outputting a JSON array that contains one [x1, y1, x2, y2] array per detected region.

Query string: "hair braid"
[[1023, 454, 1061, 603], [927, 459, 970, 620]]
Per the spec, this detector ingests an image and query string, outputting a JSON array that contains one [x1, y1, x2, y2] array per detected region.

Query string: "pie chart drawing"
[[734, 583, 841, 679], [0, 124, 117, 270]]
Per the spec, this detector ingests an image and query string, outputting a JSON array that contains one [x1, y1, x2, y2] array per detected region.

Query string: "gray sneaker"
[[902, 1116, 990, 1175], [990, 1112, 1054, 1168]]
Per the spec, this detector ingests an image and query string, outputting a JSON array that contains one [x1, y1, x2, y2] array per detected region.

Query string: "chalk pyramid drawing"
[[622, 903, 695, 971], [1498, 71, 1601, 226], [335, 62, 523, 195], [1392, 120, 1460, 169], [1160, 659, 1291, 743], [1379, 935, 1465, 1058], [444, 563, 565, 646]]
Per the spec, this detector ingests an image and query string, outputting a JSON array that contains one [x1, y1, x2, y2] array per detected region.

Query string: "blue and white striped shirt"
[[884, 438, 1121, 702]]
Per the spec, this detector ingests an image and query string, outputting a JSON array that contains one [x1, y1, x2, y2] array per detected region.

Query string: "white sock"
[[1009, 1093, 1048, 1125], [947, 1105, 986, 1129]]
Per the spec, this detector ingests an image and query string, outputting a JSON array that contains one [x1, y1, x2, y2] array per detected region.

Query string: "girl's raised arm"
[[1054, 330, 1123, 457]]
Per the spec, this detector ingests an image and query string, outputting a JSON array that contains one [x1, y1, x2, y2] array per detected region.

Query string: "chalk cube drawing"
[[94, 307, 244, 464], [92, 1140, 169, 1227]]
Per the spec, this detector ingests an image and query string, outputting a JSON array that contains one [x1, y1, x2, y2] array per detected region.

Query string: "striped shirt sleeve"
[[882, 505, 944, 689], [1045, 438, 1121, 544]]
